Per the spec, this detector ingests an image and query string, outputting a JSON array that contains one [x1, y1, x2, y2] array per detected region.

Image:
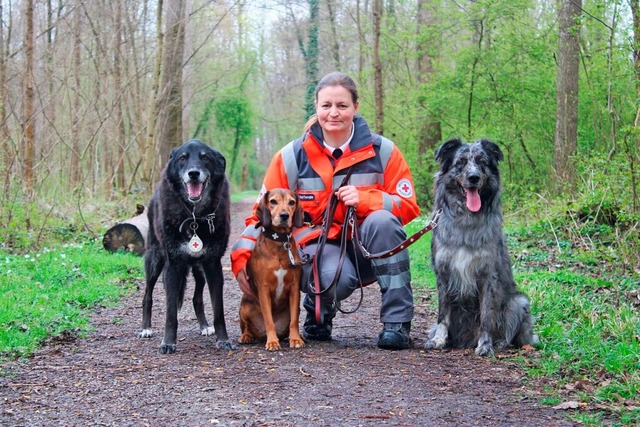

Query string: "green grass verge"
[[406, 217, 640, 425], [0, 242, 142, 361]]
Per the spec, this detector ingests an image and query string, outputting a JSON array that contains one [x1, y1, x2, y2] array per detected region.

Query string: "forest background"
[[0, 0, 638, 254], [0, 1, 639, 424]]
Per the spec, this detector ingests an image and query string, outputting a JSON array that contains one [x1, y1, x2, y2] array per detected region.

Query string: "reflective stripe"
[[292, 226, 317, 241], [349, 172, 383, 187], [299, 177, 325, 191], [281, 141, 299, 190], [231, 238, 255, 252], [379, 136, 394, 170], [382, 193, 395, 212]]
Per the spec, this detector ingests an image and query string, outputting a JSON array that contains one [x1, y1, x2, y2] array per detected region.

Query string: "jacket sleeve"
[[229, 150, 290, 277], [355, 145, 420, 225]]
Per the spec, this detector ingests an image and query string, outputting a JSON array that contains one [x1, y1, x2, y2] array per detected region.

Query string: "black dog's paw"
[[138, 328, 154, 338], [159, 342, 177, 354], [216, 340, 237, 351]]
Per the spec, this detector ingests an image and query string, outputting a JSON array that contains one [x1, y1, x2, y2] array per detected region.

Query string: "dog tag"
[[188, 233, 203, 253]]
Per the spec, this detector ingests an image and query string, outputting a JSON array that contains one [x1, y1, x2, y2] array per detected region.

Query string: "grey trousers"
[[300, 210, 414, 324]]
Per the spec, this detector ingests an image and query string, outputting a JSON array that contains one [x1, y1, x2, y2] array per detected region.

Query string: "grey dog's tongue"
[[187, 182, 203, 199], [465, 188, 481, 212]]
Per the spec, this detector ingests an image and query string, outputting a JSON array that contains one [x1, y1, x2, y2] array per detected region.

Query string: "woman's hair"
[[303, 72, 359, 133]]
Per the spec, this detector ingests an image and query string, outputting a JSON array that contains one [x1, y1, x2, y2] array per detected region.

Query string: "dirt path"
[[0, 201, 575, 426]]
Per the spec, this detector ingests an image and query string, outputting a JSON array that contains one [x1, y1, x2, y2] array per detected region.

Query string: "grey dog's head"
[[168, 139, 226, 204], [434, 138, 503, 213]]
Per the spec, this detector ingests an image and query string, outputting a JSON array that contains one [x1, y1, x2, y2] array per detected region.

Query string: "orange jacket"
[[230, 115, 420, 277]]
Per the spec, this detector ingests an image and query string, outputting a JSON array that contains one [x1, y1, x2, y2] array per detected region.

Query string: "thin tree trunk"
[[70, 0, 82, 191], [416, 0, 441, 162], [157, 0, 186, 165], [553, 0, 582, 185], [143, 0, 163, 188], [0, 0, 14, 184], [372, 0, 383, 135], [327, 0, 340, 70], [23, 0, 35, 198], [356, 0, 364, 85], [114, 0, 126, 193]]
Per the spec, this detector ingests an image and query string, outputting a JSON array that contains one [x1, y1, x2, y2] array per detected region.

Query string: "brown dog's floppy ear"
[[292, 193, 304, 228], [256, 192, 271, 228]]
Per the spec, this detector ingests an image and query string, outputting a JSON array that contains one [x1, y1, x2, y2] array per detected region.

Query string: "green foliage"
[[214, 91, 254, 180], [0, 242, 141, 360]]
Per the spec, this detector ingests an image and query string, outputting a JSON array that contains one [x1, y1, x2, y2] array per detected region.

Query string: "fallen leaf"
[[553, 401, 587, 410]]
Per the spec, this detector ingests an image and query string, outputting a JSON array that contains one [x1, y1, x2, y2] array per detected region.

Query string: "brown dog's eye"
[[288, 200, 296, 206], [269, 199, 278, 205]]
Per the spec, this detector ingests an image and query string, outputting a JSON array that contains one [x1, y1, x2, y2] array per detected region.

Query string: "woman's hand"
[[236, 268, 255, 299], [335, 185, 360, 207]]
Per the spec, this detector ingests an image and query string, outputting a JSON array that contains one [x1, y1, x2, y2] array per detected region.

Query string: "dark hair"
[[304, 72, 359, 133]]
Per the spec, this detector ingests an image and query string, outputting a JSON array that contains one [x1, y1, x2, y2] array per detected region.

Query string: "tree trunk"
[[304, 0, 319, 118], [22, 0, 35, 198], [114, 0, 126, 193], [143, 0, 164, 188], [0, 0, 14, 188], [632, 0, 640, 97], [416, 0, 441, 163], [553, 0, 582, 185], [372, 0, 383, 135], [70, 0, 82, 191], [326, 0, 340, 70], [157, 0, 186, 165]]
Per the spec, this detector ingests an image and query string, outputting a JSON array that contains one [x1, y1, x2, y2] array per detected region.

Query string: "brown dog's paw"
[[289, 337, 305, 349], [265, 339, 281, 351], [238, 333, 254, 344]]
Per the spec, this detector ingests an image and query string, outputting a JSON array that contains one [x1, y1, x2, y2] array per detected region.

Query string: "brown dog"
[[238, 188, 305, 351]]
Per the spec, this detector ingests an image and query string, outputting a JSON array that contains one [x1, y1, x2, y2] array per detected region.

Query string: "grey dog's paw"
[[216, 339, 237, 351], [474, 342, 494, 357], [159, 342, 177, 354]]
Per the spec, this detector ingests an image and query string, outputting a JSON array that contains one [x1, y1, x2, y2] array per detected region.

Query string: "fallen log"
[[102, 204, 148, 256]]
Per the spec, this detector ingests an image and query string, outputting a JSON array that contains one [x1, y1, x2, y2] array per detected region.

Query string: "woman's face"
[[315, 85, 359, 140]]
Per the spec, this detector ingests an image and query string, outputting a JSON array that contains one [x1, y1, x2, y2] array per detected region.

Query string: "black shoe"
[[377, 322, 412, 350], [303, 313, 333, 341]]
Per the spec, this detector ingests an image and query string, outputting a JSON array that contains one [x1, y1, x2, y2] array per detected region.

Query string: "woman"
[[230, 71, 420, 350]]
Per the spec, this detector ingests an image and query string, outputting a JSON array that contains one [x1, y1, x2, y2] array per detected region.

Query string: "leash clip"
[[429, 209, 442, 229]]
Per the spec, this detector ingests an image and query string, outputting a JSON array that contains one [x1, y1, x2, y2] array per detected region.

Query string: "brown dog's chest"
[[249, 237, 301, 307]]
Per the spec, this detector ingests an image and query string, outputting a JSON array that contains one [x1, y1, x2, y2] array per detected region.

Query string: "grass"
[[0, 242, 142, 361], [405, 214, 640, 426]]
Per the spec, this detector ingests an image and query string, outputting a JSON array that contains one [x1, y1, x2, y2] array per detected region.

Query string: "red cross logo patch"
[[396, 178, 413, 198]]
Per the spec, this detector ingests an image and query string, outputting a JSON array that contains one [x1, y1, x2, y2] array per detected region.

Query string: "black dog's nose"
[[468, 174, 480, 185], [188, 170, 200, 180]]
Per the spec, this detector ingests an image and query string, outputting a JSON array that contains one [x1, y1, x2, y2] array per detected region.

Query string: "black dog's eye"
[[179, 154, 188, 162], [200, 152, 210, 162]]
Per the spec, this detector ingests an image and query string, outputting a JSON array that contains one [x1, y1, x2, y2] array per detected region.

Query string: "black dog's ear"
[[292, 193, 304, 228], [435, 138, 463, 172], [479, 139, 503, 162], [256, 192, 271, 228]]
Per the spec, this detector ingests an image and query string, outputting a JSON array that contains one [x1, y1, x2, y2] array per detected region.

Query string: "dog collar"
[[260, 227, 291, 243]]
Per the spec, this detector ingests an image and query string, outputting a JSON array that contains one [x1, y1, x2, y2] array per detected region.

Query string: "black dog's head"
[[434, 138, 503, 213], [167, 139, 226, 204]]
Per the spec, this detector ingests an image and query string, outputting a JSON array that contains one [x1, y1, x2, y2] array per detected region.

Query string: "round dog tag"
[[188, 234, 203, 253]]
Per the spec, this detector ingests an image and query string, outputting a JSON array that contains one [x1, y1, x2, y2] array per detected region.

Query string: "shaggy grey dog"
[[424, 138, 537, 356]]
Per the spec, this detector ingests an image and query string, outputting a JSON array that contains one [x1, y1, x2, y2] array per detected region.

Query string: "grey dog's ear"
[[479, 139, 503, 162], [255, 192, 271, 228], [435, 138, 463, 171]]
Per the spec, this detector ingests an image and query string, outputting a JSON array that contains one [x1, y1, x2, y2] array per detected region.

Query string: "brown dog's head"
[[256, 188, 304, 231]]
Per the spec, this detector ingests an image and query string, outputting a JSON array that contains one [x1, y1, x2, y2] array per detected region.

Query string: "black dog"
[[424, 138, 537, 356], [138, 139, 233, 354]]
